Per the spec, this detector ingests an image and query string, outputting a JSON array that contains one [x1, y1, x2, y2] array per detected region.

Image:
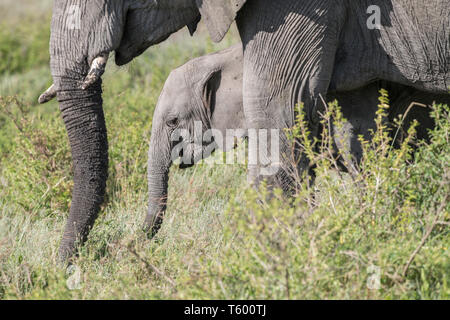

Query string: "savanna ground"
[[0, 1, 448, 299]]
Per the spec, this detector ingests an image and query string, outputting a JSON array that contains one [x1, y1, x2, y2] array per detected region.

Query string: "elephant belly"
[[330, 0, 449, 94]]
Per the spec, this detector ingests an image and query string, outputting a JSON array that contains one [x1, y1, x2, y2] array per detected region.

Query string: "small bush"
[[0, 96, 72, 218], [185, 96, 449, 299]]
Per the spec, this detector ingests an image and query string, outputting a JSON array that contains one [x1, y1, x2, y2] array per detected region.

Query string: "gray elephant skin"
[[41, 0, 449, 261]]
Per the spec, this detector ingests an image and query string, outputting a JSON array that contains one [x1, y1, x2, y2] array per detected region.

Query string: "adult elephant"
[[40, 0, 449, 261], [237, 0, 449, 191], [40, 0, 203, 262]]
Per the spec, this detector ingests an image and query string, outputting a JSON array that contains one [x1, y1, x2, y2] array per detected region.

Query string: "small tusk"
[[81, 53, 109, 90], [38, 84, 57, 104]]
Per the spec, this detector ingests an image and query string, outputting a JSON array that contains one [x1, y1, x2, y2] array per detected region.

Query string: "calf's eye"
[[167, 118, 179, 127]]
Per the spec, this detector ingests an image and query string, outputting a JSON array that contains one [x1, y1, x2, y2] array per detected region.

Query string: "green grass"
[[0, 0, 52, 76], [0, 8, 448, 300]]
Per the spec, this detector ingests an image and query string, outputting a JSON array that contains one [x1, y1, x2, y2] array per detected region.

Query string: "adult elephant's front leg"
[[237, 0, 344, 192]]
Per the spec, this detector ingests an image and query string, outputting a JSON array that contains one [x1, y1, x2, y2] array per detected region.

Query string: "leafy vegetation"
[[0, 5, 448, 300]]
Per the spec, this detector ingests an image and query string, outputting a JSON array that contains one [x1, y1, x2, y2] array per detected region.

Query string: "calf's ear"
[[200, 70, 221, 117], [195, 0, 247, 42]]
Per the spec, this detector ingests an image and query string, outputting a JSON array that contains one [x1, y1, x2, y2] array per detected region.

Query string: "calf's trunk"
[[145, 130, 172, 237]]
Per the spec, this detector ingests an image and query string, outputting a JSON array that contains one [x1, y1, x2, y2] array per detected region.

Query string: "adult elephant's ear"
[[196, 0, 247, 42]]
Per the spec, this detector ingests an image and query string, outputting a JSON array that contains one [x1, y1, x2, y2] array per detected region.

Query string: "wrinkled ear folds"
[[196, 0, 247, 42], [200, 69, 221, 116]]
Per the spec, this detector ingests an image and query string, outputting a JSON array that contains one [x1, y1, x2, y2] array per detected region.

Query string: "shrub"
[[186, 95, 449, 299]]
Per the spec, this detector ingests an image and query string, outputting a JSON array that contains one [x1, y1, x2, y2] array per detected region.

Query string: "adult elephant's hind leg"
[[329, 84, 383, 175], [237, 0, 343, 193]]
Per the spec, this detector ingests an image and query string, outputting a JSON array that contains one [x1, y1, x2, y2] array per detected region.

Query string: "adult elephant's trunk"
[[144, 127, 172, 237], [47, 0, 126, 262], [55, 70, 108, 262]]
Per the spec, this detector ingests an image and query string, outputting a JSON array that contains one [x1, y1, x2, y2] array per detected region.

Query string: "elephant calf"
[[145, 44, 443, 235], [146, 44, 246, 233]]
